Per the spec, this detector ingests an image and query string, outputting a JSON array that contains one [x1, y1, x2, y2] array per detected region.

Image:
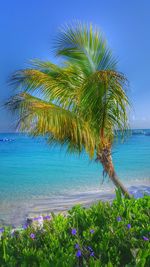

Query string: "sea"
[[0, 131, 150, 226]]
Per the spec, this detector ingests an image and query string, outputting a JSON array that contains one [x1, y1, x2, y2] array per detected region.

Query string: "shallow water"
[[0, 132, 150, 226]]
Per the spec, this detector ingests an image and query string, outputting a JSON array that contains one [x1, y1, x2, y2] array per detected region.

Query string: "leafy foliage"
[[7, 22, 130, 158], [0, 195, 149, 266]]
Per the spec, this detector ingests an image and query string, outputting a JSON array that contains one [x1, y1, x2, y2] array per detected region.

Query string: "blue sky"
[[0, 0, 150, 131]]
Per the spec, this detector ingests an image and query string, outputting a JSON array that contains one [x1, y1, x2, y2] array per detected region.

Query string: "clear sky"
[[0, 0, 150, 131]]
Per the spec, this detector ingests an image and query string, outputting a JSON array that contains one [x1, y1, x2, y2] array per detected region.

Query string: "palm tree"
[[7, 22, 131, 198]]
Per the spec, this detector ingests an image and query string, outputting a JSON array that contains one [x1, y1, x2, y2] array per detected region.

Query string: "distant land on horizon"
[[0, 128, 150, 134]]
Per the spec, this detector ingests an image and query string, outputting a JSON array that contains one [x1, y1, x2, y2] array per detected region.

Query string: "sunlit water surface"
[[0, 132, 150, 226]]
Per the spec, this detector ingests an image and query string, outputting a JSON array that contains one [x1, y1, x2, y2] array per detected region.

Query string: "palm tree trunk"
[[97, 147, 132, 199]]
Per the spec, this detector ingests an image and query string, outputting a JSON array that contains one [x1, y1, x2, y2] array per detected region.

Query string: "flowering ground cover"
[[0, 191, 149, 266]]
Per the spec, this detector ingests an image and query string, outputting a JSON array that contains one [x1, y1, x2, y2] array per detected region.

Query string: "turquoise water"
[[0, 132, 150, 225]]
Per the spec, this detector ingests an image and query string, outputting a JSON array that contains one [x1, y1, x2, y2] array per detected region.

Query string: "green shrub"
[[0, 193, 150, 266]]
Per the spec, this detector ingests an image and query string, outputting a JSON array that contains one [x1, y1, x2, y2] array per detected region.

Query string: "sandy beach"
[[0, 182, 149, 227]]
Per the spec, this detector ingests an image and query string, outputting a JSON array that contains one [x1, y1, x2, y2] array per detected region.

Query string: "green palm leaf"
[[54, 22, 117, 74], [6, 22, 131, 197], [7, 92, 96, 157]]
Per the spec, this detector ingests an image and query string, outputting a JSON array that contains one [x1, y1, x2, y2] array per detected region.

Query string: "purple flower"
[[23, 224, 28, 230], [43, 215, 51, 220], [33, 217, 39, 221], [90, 229, 95, 234], [75, 243, 79, 249], [88, 246, 93, 252], [117, 216, 122, 222], [90, 251, 94, 257], [76, 250, 82, 257], [71, 228, 77, 235], [0, 228, 4, 233], [143, 236, 149, 241], [127, 224, 131, 229], [30, 233, 35, 239]]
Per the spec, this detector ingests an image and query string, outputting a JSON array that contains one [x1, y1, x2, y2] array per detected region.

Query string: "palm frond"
[[7, 22, 130, 159], [6, 92, 96, 157], [54, 22, 117, 76], [10, 66, 80, 110], [80, 70, 129, 139]]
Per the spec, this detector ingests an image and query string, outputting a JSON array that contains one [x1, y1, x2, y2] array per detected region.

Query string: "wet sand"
[[0, 183, 149, 227]]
